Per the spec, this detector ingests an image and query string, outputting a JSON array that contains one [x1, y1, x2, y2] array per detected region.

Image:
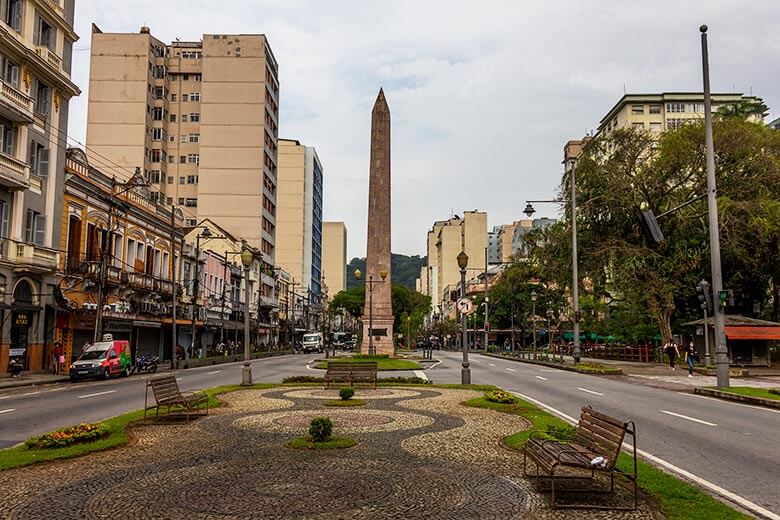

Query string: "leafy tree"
[[328, 285, 431, 333], [345, 254, 427, 290]]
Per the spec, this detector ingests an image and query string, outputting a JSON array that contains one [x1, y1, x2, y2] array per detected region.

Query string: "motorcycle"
[[129, 354, 159, 375]]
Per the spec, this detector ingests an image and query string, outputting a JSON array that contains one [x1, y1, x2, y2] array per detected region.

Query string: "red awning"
[[725, 326, 780, 340]]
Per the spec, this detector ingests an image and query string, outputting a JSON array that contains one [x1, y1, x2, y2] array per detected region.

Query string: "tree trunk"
[[773, 277, 779, 324], [649, 292, 675, 345]]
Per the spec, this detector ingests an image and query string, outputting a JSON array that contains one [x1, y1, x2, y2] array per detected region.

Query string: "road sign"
[[457, 298, 475, 315]]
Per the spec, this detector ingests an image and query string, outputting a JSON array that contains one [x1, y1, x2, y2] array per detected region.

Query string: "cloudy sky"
[[68, 0, 780, 261]]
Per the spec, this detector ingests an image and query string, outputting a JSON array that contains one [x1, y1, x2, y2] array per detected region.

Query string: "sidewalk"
[[0, 372, 69, 390]]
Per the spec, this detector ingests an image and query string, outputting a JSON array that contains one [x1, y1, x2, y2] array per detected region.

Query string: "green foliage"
[[485, 389, 517, 404], [346, 254, 427, 290], [308, 417, 333, 442], [286, 435, 357, 450], [282, 375, 324, 384], [377, 376, 431, 384], [25, 422, 111, 449], [323, 399, 367, 407], [708, 386, 780, 401], [339, 387, 355, 400], [329, 286, 365, 318], [329, 284, 431, 335]]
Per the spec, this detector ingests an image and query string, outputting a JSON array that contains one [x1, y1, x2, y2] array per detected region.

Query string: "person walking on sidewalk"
[[684, 342, 699, 378], [52, 342, 63, 375], [665, 342, 679, 370]]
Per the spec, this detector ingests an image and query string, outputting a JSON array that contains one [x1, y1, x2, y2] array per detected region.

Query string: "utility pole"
[[701, 25, 730, 388]]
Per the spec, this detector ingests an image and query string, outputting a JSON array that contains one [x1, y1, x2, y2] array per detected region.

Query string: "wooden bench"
[[522, 405, 637, 510], [144, 374, 209, 421], [325, 362, 378, 388]]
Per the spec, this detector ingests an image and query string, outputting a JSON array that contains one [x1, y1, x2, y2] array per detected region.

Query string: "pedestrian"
[[684, 341, 699, 378], [8, 357, 22, 377], [52, 341, 63, 375], [503, 338, 510, 352], [665, 342, 679, 370]]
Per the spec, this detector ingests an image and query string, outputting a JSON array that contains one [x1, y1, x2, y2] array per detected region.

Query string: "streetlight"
[[530, 289, 538, 360], [457, 250, 471, 384], [240, 241, 254, 386], [354, 267, 387, 355], [525, 162, 581, 365]]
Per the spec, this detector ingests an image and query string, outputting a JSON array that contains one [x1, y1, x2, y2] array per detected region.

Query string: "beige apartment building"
[[418, 211, 487, 318], [276, 138, 323, 298], [86, 26, 280, 306], [0, 0, 79, 373], [321, 221, 347, 296], [597, 92, 765, 136]]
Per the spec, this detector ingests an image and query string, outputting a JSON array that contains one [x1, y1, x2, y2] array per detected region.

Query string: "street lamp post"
[[354, 268, 387, 355], [457, 250, 471, 384], [530, 289, 538, 360], [240, 242, 254, 385]]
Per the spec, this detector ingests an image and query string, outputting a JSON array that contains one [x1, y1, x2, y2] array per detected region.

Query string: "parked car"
[[70, 337, 132, 382]]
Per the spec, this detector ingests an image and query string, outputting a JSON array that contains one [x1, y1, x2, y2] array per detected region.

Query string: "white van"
[[301, 332, 323, 353]]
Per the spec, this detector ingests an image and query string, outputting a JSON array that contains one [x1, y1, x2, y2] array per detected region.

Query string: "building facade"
[[487, 226, 501, 265], [276, 138, 323, 299], [0, 0, 79, 373], [321, 221, 346, 295]]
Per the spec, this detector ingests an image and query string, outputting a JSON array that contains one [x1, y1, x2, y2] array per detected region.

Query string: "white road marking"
[[21, 391, 41, 396], [413, 370, 429, 381], [679, 392, 780, 414], [489, 363, 496, 367], [506, 368, 516, 372], [207, 370, 221, 375], [660, 410, 717, 426], [577, 387, 604, 396], [540, 369, 563, 372], [305, 362, 317, 371], [473, 359, 481, 363], [535, 376, 548, 381], [77, 390, 116, 399], [0, 395, 11, 400], [509, 390, 779, 520], [0, 408, 15, 414], [176, 377, 183, 381], [426, 360, 442, 370]]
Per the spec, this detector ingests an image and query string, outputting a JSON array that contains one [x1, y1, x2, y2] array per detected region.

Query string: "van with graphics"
[[69, 335, 132, 382]]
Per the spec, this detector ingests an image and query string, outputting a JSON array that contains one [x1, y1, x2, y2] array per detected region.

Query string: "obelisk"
[[361, 89, 394, 355]]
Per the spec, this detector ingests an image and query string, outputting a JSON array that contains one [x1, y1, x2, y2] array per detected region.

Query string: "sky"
[[67, 0, 780, 261]]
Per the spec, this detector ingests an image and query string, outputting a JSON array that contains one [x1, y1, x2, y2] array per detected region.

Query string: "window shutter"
[[11, 1, 22, 32], [25, 209, 32, 242], [0, 201, 9, 237], [5, 125, 14, 155], [33, 14, 40, 45], [37, 146, 48, 176], [28, 140, 36, 172], [34, 215, 44, 245], [9, 63, 18, 87]]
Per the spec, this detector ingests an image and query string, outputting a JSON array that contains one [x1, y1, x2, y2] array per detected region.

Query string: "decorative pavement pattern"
[[0, 387, 658, 519]]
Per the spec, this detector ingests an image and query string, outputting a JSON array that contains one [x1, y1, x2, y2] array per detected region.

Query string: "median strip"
[[660, 410, 717, 426], [77, 390, 116, 399]]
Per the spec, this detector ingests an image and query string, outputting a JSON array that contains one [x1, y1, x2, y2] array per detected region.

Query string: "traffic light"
[[719, 289, 734, 308], [696, 280, 713, 313]]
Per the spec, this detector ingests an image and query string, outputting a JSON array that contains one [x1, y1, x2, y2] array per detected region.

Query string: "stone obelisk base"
[[361, 317, 394, 356]]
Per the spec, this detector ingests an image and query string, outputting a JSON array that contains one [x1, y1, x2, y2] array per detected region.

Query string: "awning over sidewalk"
[[725, 326, 780, 340]]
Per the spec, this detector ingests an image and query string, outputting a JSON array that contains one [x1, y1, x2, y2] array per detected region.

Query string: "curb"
[[693, 387, 780, 409], [481, 352, 623, 375], [0, 376, 70, 390]]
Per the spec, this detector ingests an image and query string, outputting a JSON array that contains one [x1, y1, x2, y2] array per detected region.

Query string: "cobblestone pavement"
[[0, 387, 659, 519]]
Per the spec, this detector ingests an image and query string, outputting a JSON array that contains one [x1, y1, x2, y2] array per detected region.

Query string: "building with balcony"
[[85, 25, 279, 260], [0, 0, 79, 374], [57, 148, 184, 364]]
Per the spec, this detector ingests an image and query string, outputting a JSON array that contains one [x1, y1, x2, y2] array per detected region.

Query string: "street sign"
[[457, 298, 475, 315]]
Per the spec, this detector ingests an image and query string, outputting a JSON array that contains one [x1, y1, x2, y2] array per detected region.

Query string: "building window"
[[181, 50, 202, 59], [29, 141, 49, 176], [149, 149, 163, 162], [151, 128, 164, 141], [0, 54, 20, 87], [667, 118, 686, 130], [188, 133, 199, 143], [167, 176, 173, 184], [649, 104, 661, 114], [35, 80, 50, 115], [148, 170, 161, 183], [25, 210, 45, 245], [153, 65, 166, 79], [189, 113, 200, 122], [182, 94, 188, 102], [181, 114, 188, 123], [193, 74, 201, 82], [687, 103, 704, 113], [632, 122, 644, 131], [169, 135, 175, 143], [170, 93, 177, 102], [185, 218, 197, 226], [178, 197, 184, 205], [190, 92, 201, 102], [35, 15, 55, 50], [170, 114, 176, 123], [154, 86, 165, 100], [179, 156, 186, 164], [185, 198, 197, 207], [167, 155, 175, 163], [666, 103, 685, 113], [183, 74, 189, 81], [166, 197, 172, 205], [4, 0, 22, 32], [0, 199, 9, 237], [152, 107, 164, 121], [650, 122, 662, 133], [187, 175, 198, 184], [631, 104, 644, 115], [179, 176, 185, 184], [149, 192, 161, 204], [0, 120, 16, 156], [187, 154, 199, 165]]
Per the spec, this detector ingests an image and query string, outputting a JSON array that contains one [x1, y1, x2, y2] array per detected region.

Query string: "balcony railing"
[[35, 46, 62, 70], [0, 80, 34, 122], [0, 238, 58, 270], [0, 152, 30, 190]]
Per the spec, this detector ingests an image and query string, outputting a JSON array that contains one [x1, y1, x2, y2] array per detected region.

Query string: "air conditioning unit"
[[82, 302, 97, 310]]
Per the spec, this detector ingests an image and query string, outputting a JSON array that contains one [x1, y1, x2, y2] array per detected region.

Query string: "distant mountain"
[[345, 254, 427, 291]]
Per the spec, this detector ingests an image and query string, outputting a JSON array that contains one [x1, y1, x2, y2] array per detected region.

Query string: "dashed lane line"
[[77, 390, 117, 399], [577, 387, 604, 396], [679, 392, 780, 414], [206, 370, 222, 375], [506, 368, 516, 372], [489, 363, 496, 367], [0, 408, 15, 414], [535, 376, 548, 381], [21, 391, 41, 396], [509, 390, 779, 520], [660, 410, 717, 427]]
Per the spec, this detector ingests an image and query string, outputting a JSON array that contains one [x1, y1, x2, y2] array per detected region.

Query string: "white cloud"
[[68, 0, 780, 261]]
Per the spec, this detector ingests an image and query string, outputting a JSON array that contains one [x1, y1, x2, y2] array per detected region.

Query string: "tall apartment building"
[[86, 26, 280, 308], [496, 223, 515, 263], [487, 226, 501, 264], [597, 92, 765, 136], [276, 138, 323, 297], [511, 218, 557, 257], [419, 211, 487, 317], [321, 221, 347, 296], [0, 0, 79, 373]]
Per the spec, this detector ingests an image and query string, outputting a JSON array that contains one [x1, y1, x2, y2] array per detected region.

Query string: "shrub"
[[379, 376, 431, 384], [309, 417, 333, 442], [282, 376, 324, 383], [579, 361, 605, 369], [485, 389, 517, 404], [770, 388, 780, 396], [339, 387, 355, 400], [546, 424, 576, 441], [25, 422, 111, 449]]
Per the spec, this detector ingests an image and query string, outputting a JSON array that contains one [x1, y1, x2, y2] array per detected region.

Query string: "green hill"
[[346, 254, 426, 290]]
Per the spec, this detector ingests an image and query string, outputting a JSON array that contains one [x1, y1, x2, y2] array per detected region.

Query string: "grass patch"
[[463, 393, 748, 519], [285, 435, 357, 450], [313, 356, 422, 370], [573, 363, 622, 375], [0, 383, 276, 471], [707, 386, 780, 401], [323, 399, 367, 407]]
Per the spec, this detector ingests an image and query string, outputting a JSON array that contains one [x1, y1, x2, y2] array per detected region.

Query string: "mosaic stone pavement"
[[0, 387, 658, 519]]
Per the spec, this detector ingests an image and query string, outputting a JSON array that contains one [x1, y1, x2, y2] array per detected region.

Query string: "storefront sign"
[[14, 312, 29, 327], [9, 348, 26, 356], [133, 320, 162, 329], [105, 320, 133, 332]]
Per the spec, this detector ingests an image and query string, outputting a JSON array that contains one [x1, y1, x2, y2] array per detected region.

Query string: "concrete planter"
[[482, 353, 623, 375], [694, 387, 780, 409], [694, 367, 750, 377]]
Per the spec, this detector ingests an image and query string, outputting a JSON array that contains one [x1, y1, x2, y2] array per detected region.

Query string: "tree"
[[328, 285, 431, 333]]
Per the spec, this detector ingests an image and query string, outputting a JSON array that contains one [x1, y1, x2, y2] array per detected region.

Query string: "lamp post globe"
[[354, 269, 362, 280]]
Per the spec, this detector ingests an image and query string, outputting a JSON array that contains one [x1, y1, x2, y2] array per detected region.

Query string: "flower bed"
[[25, 422, 111, 450]]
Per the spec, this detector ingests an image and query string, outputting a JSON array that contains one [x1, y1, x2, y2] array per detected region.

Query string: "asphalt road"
[[428, 350, 780, 519]]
